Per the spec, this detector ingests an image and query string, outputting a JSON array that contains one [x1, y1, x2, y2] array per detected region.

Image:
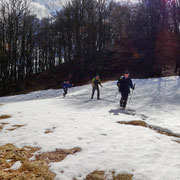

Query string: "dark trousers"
[[91, 86, 100, 99], [120, 92, 129, 108], [63, 88, 68, 97]]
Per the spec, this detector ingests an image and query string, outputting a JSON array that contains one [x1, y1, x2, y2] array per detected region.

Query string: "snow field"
[[0, 76, 180, 180]]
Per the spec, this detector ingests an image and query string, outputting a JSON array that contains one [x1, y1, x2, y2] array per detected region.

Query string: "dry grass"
[[86, 170, 106, 180], [1, 122, 9, 125], [36, 147, 81, 164], [0, 122, 8, 131], [45, 127, 56, 134], [7, 128, 17, 131], [113, 174, 133, 180], [86, 170, 133, 180], [118, 120, 147, 127], [0, 115, 12, 120], [117, 120, 180, 138], [0, 144, 81, 180], [7, 125, 26, 131], [0, 144, 49, 180], [45, 129, 53, 134], [12, 125, 25, 128]]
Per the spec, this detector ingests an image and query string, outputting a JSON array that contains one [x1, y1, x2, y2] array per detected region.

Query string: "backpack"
[[117, 76, 123, 92]]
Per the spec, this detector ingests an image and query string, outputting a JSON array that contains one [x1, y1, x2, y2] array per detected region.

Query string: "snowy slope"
[[0, 76, 180, 180]]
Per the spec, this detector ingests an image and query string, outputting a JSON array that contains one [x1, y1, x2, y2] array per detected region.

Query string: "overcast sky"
[[31, 0, 122, 19], [31, 0, 75, 19]]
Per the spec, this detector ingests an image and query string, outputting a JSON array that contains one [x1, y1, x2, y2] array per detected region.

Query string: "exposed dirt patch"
[[0, 115, 12, 120], [117, 120, 180, 138], [86, 170, 133, 180], [0, 144, 81, 179], [7, 125, 26, 131], [0, 104, 3, 106], [36, 147, 81, 164], [45, 127, 56, 134]]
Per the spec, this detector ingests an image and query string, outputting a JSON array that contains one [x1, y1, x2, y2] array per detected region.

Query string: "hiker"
[[117, 71, 135, 109], [62, 80, 73, 97], [91, 75, 103, 100]]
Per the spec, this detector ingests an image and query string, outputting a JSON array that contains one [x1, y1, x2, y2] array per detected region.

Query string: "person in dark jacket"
[[117, 71, 135, 109], [62, 81, 72, 97], [91, 75, 103, 100]]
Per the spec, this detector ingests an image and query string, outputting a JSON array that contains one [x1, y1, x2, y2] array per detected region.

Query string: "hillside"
[[21, 44, 176, 95], [0, 76, 180, 179]]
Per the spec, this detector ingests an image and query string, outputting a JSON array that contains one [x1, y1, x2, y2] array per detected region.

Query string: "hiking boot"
[[122, 105, 126, 109]]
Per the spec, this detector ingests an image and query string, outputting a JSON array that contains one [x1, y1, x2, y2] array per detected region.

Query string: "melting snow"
[[0, 76, 180, 180]]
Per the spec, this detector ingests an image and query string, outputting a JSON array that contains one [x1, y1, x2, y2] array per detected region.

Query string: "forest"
[[0, 0, 180, 95]]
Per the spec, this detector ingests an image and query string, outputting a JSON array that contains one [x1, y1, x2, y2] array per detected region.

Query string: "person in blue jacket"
[[62, 80, 72, 97]]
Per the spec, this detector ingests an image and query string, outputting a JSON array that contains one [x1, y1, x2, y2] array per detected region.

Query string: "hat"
[[124, 71, 130, 74]]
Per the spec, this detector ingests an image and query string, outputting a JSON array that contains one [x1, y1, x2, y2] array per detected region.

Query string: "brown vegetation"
[[118, 121, 147, 127], [0, 115, 12, 120], [117, 120, 180, 138], [0, 144, 81, 179], [36, 147, 81, 164], [45, 127, 56, 134], [113, 174, 133, 180], [1, 122, 9, 125], [86, 170, 133, 180], [0, 122, 8, 131], [86, 170, 106, 180], [7, 125, 26, 131]]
